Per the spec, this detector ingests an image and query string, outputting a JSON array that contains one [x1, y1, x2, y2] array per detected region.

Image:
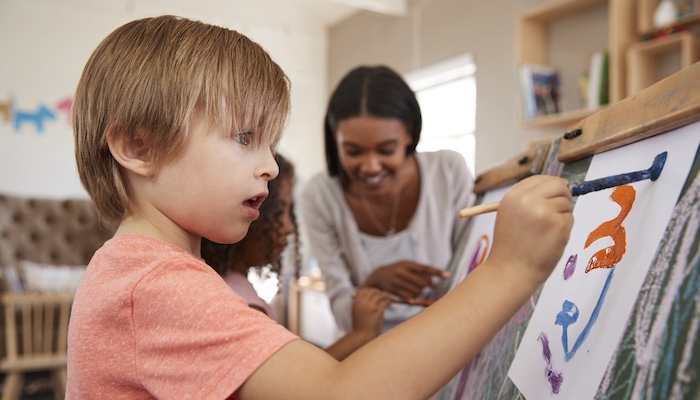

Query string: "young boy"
[[68, 15, 574, 399]]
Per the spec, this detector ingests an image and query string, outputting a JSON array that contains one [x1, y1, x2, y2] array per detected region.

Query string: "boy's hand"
[[489, 175, 574, 287], [362, 261, 450, 299], [351, 288, 392, 339]]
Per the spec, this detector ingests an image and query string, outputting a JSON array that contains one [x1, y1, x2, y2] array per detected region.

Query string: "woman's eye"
[[234, 131, 252, 145], [379, 148, 397, 156], [343, 148, 361, 157]]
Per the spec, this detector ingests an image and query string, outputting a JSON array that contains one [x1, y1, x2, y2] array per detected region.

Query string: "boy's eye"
[[234, 131, 252, 145]]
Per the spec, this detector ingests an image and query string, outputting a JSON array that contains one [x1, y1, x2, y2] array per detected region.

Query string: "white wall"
[[327, 0, 597, 176], [0, 0, 330, 198]]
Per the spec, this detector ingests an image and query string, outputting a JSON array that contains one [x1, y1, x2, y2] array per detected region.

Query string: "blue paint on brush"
[[570, 151, 667, 197]]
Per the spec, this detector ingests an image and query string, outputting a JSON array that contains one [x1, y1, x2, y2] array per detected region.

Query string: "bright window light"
[[405, 54, 477, 178]]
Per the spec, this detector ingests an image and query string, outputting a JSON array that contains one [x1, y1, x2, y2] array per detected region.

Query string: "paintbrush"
[[391, 297, 435, 307], [458, 151, 668, 218]]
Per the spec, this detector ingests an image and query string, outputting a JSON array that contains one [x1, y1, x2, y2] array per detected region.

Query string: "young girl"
[[68, 15, 573, 399], [201, 153, 392, 361], [301, 65, 475, 332]]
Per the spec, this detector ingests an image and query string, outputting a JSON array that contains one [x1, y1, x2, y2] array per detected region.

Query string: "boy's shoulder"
[[79, 234, 214, 300]]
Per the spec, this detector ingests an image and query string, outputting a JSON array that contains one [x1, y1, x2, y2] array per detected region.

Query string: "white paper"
[[449, 184, 512, 291], [508, 122, 700, 400]]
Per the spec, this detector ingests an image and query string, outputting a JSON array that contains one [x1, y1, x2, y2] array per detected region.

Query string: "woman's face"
[[335, 116, 412, 196]]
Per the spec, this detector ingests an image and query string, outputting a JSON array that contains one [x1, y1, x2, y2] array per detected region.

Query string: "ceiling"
[[261, 0, 408, 25], [40, 0, 408, 27]]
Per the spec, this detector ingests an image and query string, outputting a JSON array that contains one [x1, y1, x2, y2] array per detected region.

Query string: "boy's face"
[[146, 111, 280, 250]]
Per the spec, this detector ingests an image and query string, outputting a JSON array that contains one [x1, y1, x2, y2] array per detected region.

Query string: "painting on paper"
[[508, 122, 700, 400]]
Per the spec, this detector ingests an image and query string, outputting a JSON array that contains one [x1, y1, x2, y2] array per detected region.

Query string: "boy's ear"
[[107, 130, 153, 177]]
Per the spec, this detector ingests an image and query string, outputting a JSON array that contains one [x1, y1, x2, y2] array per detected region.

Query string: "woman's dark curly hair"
[[201, 153, 301, 279], [324, 65, 422, 187]]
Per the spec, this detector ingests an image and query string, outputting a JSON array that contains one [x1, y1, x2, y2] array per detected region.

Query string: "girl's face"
[[242, 178, 295, 266], [335, 116, 412, 196]]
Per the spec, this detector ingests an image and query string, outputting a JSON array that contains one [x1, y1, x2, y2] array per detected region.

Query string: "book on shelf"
[[586, 50, 609, 109], [518, 64, 562, 120]]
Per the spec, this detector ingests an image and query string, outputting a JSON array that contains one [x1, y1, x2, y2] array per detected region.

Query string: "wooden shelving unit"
[[627, 31, 700, 95], [630, 0, 700, 97], [637, 0, 700, 35], [515, 0, 637, 128]]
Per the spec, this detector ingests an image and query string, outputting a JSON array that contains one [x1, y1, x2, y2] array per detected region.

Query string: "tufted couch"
[[0, 192, 114, 397], [0, 192, 114, 360], [0, 192, 113, 270]]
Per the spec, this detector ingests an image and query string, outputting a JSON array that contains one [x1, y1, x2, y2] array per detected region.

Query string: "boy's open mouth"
[[244, 195, 267, 210]]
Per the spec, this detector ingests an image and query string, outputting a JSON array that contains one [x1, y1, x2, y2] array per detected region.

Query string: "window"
[[404, 54, 477, 178]]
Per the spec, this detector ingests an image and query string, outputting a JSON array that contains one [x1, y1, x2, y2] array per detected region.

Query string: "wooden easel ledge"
[[473, 143, 548, 194], [558, 62, 700, 163]]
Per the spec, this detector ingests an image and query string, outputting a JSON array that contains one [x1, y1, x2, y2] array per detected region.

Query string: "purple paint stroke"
[[539, 332, 564, 394], [563, 254, 577, 280], [467, 240, 484, 274], [453, 353, 480, 399]]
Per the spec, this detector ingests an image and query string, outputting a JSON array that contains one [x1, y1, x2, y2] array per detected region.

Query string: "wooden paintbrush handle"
[[457, 202, 499, 218]]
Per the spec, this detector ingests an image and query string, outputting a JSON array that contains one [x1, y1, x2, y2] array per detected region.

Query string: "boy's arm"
[[238, 175, 573, 400]]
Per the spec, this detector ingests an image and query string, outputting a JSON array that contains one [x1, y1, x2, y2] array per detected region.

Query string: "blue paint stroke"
[[556, 266, 616, 361], [563, 254, 577, 280], [569, 152, 667, 196], [538, 332, 564, 394]]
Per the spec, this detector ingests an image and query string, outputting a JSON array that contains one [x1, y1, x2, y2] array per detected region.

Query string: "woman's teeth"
[[364, 175, 384, 184]]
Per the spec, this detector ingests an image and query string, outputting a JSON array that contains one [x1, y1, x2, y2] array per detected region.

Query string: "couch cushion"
[[0, 193, 113, 268]]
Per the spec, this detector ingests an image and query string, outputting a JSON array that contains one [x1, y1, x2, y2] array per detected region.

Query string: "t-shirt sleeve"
[[131, 257, 298, 399]]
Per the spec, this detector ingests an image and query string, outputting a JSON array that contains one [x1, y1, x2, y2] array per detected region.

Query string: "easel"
[[435, 61, 700, 400]]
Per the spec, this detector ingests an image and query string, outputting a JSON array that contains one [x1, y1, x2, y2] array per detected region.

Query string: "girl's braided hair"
[[201, 153, 301, 280]]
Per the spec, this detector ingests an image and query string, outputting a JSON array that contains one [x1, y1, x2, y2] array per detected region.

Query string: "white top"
[[301, 150, 475, 332], [360, 230, 429, 331]]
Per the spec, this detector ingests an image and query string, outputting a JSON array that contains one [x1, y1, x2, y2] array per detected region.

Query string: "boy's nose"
[[260, 149, 280, 181]]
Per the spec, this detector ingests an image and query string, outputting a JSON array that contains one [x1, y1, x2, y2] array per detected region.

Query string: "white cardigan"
[[301, 150, 476, 332]]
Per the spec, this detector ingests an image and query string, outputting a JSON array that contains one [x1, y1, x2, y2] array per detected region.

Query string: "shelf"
[[627, 31, 700, 95], [520, 107, 605, 129], [515, 0, 636, 128], [517, 0, 608, 67], [638, 0, 700, 36]]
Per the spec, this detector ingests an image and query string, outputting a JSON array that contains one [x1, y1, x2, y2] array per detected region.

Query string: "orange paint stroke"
[[583, 184, 636, 272]]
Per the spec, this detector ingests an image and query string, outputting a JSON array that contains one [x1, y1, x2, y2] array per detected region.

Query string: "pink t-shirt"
[[66, 234, 298, 399]]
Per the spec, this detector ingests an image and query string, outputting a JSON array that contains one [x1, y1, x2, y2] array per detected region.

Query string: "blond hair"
[[73, 15, 290, 227]]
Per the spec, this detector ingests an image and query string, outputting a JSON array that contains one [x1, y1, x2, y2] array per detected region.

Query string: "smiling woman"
[[301, 65, 477, 333]]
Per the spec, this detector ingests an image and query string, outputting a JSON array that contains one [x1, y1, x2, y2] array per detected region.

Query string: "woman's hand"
[[362, 261, 449, 299]]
